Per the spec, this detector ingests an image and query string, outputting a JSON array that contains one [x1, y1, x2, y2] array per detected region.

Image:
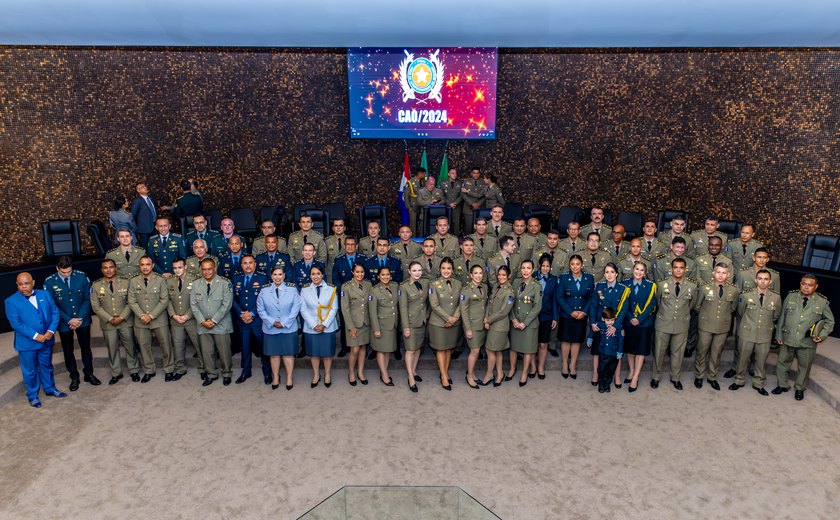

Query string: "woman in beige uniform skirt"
[[369, 267, 399, 386], [460, 264, 488, 389], [340, 264, 371, 386], [399, 261, 428, 392], [428, 257, 462, 390], [482, 265, 515, 386], [508, 259, 542, 387]]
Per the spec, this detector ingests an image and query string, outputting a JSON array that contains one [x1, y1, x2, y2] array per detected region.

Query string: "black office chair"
[[229, 208, 258, 239], [86, 220, 112, 255], [206, 209, 223, 231], [802, 234, 840, 272], [177, 215, 197, 235], [614, 211, 644, 239], [293, 204, 317, 228], [423, 205, 452, 238], [525, 204, 553, 232], [358, 205, 388, 239], [657, 210, 690, 233], [556, 205, 585, 238], [42, 220, 82, 259], [503, 202, 524, 223], [717, 220, 742, 241], [322, 202, 347, 224], [302, 209, 331, 237], [473, 207, 493, 224]]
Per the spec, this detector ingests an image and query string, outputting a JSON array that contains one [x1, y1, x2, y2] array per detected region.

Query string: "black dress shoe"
[[729, 383, 744, 391], [628, 384, 637, 393], [295, 349, 306, 359], [325, 378, 332, 388], [441, 382, 452, 391], [493, 378, 502, 387], [235, 373, 250, 384], [561, 371, 569, 379], [708, 380, 720, 391], [414, 374, 423, 383], [771, 386, 789, 395], [570, 373, 577, 380], [202, 377, 214, 386], [337, 346, 349, 358], [694, 378, 703, 389], [538, 373, 546, 380], [409, 384, 418, 393], [528, 371, 536, 379], [754, 387, 769, 396], [358, 377, 368, 385], [519, 379, 528, 387], [605, 384, 611, 393], [504, 371, 516, 382], [614, 382, 622, 389], [650, 379, 659, 389], [348, 377, 357, 387], [749, 369, 755, 377], [311, 378, 320, 388], [286, 384, 293, 390], [272, 384, 280, 390], [795, 390, 804, 401], [222, 377, 231, 386], [684, 349, 694, 358], [624, 378, 631, 384], [723, 369, 737, 379], [108, 376, 122, 385], [671, 380, 683, 391], [141, 374, 154, 384], [164, 373, 174, 382], [264, 375, 272, 385], [381, 375, 395, 387], [591, 381, 598, 387], [130, 373, 140, 382], [598, 385, 605, 393], [173, 372, 184, 381], [549, 348, 559, 358], [84, 375, 102, 386]]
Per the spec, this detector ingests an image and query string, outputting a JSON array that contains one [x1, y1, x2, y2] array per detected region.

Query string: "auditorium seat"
[[473, 207, 492, 224], [717, 219, 742, 240], [229, 208, 258, 238], [42, 220, 81, 259], [657, 210, 690, 233], [423, 205, 452, 237], [301, 209, 330, 238], [178, 215, 196, 235], [802, 234, 840, 272], [525, 204, 553, 232], [614, 211, 644, 239], [556, 205, 585, 237], [322, 202, 347, 224], [206, 209, 223, 231], [359, 205, 388, 238], [503, 202, 524, 223], [293, 204, 317, 227], [86, 220, 112, 255]]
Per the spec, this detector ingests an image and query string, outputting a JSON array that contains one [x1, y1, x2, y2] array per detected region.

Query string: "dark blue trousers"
[[238, 321, 269, 377]]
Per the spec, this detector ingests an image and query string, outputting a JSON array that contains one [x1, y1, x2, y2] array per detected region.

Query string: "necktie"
[[591, 254, 596, 267], [759, 293, 764, 306], [269, 254, 274, 263], [125, 250, 130, 262], [446, 280, 451, 289], [517, 236, 521, 248], [572, 242, 576, 251], [198, 233, 204, 241], [275, 287, 279, 297], [414, 281, 422, 291], [380, 258, 385, 268], [575, 279, 580, 291], [109, 281, 114, 293], [303, 234, 308, 244], [338, 239, 343, 252], [718, 284, 723, 298], [712, 257, 717, 269], [144, 278, 148, 287], [519, 282, 526, 294], [358, 283, 363, 290], [495, 225, 499, 236], [316, 285, 321, 298], [477, 286, 482, 295], [803, 297, 808, 308], [466, 259, 470, 270], [549, 252, 554, 265], [634, 283, 639, 295], [480, 238, 485, 249], [178, 278, 182, 292], [615, 246, 620, 256], [647, 241, 652, 252], [743, 244, 747, 255], [63, 277, 70, 288], [404, 243, 408, 255], [245, 275, 251, 286], [428, 259, 432, 271], [675, 282, 681, 297], [206, 282, 211, 295], [505, 257, 510, 268], [146, 197, 156, 218]]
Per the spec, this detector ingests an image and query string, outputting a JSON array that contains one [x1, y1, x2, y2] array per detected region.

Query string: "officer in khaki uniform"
[[358, 221, 383, 258], [694, 236, 734, 284], [191, 259, 235, 386], [581, 232, 612, 283], [453, 238, 488, 289], [460, 167, 486, 235], [468, 218, 498, 259], [429, 217, 459, 259], [534, 230, 569, 277], [558, 221, 585, 254], [486, 237, 521, 287], [736, 247, 779, 293], [726, 224, 763, 273], [527, 218, 548, 252], [693, 263, 740, 389], [412, 239, 443, 280], [651, 258, 700, 389], [603, 224, 630, 260], [128, 257, 174, 382], [416, 177, 445, 236], [90, 259, 139, 384], [482, 175, 505, 208], [511, 218, 538, 263], [324, 218, 348, 284], [287, 215, 326, 262], [658, 215, 692, 258], [106, 229, 147, 279], [689, 216, 728, 258], [185, 239, 217, 280], [773, 275, 835, 400], [404, 168, 427, 236], [580, 207, 612, 244], [487, 206, 512, 239], [399, 276, 430, 352], [641, 220, 668, 258], [251, 220, 288, 257], [729, 269, 781, 395], [368, 276, 400, 355], [168, 259, 200, 379], [653, 237, 698, 282], [390, 225, 423, 266], [440, 169, 464, 236], [616, 238, 652, 281]]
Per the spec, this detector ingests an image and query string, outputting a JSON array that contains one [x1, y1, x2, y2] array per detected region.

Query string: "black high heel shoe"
[[528, 370, 536, 379], [624, 378, 632, 384], [272, 383, 280, 390], [358, 376, 368, 385], [570, 372, 577, 380], [537, 372, 546, 380], [519, 379, 528, 387], [591, 381, 598, 386], [414, 374, 423, 383], [348, 376, 357, 387], [465, 376, 479, 389], [380, 375, 394, 387], [561, 371, 570, 379], [439, 375, 452, 391], [286, 383, 293, 390], [614, 382, 622, 389], [628, 384, 637, 393], [504, 370, 516, 382], [311, 377, 320, 389]]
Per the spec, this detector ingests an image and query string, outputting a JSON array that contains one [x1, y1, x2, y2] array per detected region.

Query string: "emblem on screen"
[[399, 49, 445, 104]]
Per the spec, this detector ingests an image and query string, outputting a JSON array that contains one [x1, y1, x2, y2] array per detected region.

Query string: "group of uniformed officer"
[[33, 205, 835, 403]]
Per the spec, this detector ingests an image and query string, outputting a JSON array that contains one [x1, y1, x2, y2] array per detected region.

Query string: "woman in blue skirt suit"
[[300, 265, 339, 388], [589, 263, 630, 388], [556, 254, 595, 379], [622, 261, 657, 392], [530, 254, 559, 379], [256, 266, 302, 390]]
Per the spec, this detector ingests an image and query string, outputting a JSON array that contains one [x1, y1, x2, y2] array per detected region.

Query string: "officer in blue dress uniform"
[[44, 256, 101, 390], [255, 234, 292, 276], [210, 218, 249, 255], [231, 254, 272, 384], [555, 255, 596, 378], [589, 267, 631, 385], [331, 236, 368, 357], [146, 217, 187, 276], [216, 235, 246, 279], [291, 243, 326, 290], [184, 214, 222, 256], [363, 237, 403, 285]]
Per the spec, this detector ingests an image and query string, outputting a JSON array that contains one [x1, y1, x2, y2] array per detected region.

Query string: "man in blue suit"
[[130, 182, 158, 248], [231, 255, 271, 384], [363, 237, 403, 285], [4, 272, 68, 407]]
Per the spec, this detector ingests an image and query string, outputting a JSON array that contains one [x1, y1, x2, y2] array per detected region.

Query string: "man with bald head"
[[5, 273, 67, 407]]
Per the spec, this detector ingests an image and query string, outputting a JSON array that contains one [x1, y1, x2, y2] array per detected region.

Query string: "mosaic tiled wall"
[[0, 47, 838, 266]]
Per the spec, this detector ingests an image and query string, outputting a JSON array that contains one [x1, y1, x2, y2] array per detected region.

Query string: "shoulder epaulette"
[[92, 277, 106, 285], [685, 277, 699, 285], [788, 289, 799, 294], [303, 283, 311, 288], [172, 233, 182, 237], [311, 230, 324, 238], [261, 282, 272, 288], [326, 283, 335, 288], [816, 292, 829, 303], [769, 289, 780, 295], [656, 252, 669, 259], [615, 253, 629, 262], [285, 282, 296, 288], [107, 246, 120, 254], [73, 269, 86, 275], [725, 281, 738, 288], [186, 255, 197, 261]]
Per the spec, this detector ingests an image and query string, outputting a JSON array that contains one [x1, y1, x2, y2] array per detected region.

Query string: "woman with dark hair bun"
[[556, 254, 595, 379], [109, 195, 137, 244], [481, 265, 515, 386], [428, 257, 462, 390]]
